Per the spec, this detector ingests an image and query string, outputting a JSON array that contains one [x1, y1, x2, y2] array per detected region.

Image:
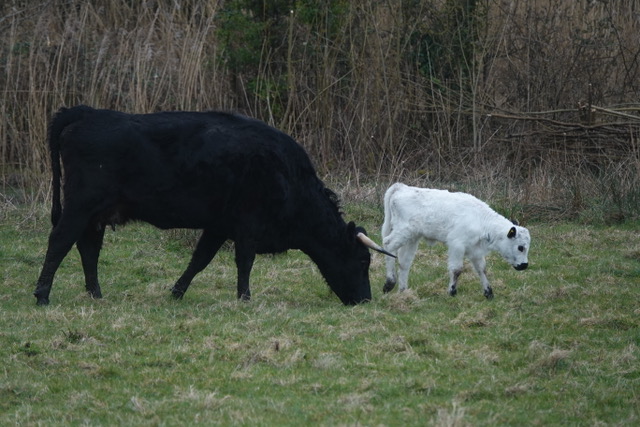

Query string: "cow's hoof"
[[87, 290, 103, 299], [484, 287, 494, 299], [35, 297, 50, 306], [449, 287, 457, 297], [171, 287, 185, 300], [239, 293, 251, 302], [383, 279, 396, 293]]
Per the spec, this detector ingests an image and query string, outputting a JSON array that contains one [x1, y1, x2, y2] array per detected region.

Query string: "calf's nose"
[[514, 263, 528, 271]]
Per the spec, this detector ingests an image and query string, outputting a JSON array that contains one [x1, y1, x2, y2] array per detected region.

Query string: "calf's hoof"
[[484, 287, 494, 299], [448, 287, 457, 297], [383, 279, 396, 293]]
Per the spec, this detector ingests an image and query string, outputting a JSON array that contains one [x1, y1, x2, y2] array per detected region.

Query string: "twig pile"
[[488, 105, 640, 162]]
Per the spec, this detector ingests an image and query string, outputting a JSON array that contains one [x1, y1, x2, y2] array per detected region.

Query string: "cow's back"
[[57, 107, 330, 244]]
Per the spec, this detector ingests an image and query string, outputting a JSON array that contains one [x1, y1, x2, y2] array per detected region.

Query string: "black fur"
[[34, 106, 372, 305]]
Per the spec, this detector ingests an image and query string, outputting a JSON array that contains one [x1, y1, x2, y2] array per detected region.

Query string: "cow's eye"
[[518, 245, 525, 252]]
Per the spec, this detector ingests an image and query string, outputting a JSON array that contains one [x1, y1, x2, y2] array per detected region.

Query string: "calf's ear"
[[507, 226, 517, 239], [510, 219, 519, 226]]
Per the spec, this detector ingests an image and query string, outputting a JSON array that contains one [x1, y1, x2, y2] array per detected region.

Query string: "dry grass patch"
[[432, 402, 468, 427], [451, 308, 496, 328], [381, 288, 421, 312], [529, 348, 572, 376]]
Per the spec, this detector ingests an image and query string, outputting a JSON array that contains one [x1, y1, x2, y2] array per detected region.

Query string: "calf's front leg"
[[469, 255, 493, 299], [447, 245, 465, 297]]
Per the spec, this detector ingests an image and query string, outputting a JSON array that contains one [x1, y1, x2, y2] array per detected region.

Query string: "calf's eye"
[[518, 245, 525, 252]]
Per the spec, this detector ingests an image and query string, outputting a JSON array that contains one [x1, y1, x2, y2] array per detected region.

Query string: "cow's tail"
[[48, 105, 93, 227]]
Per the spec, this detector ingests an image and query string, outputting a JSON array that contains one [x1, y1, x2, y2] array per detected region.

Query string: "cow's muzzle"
[[514, 263, 528, 271]]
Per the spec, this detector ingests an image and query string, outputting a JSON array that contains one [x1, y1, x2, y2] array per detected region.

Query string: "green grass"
[[1, 204, 639, 426]]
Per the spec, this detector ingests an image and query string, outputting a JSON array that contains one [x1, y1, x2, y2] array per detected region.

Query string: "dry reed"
[[1, 0, 638, 221]]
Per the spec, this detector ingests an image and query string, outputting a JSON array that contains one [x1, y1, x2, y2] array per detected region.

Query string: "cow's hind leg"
[[469, 255, 493, 299], [171, 230, 226, 299], [77, 225, 106, 299], [34, 214, 89, 305]]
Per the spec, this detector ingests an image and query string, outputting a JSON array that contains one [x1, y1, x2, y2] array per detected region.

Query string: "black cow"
[[33, 106, 394, 306]]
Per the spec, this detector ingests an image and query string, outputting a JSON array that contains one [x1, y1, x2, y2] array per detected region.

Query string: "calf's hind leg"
[[382, 232, 418, 293], [383, 249, 398, 293], [395, 238, 420, 292]]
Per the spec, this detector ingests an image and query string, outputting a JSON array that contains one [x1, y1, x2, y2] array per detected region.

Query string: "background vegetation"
[[1, 0, 639, 222]]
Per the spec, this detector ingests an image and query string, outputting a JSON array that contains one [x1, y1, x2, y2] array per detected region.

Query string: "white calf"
[[381, 183, 530, 299]]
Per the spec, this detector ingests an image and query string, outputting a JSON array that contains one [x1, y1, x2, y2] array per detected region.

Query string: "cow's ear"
[[507, 226, 517, 239], [347, 221, 357, 238]]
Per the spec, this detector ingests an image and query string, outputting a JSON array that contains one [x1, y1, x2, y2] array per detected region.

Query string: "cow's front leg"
[[234, 241, 256, 301], [172, 231, 225, 299]]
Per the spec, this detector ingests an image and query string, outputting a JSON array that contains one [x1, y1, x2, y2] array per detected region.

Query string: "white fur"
[[381, 183, 531, 298]]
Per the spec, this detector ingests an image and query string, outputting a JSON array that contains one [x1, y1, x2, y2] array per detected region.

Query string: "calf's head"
[[499, 224, 530, 271]]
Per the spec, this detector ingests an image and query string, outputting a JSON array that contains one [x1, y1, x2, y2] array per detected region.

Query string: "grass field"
[[1, 202, 638, 426]]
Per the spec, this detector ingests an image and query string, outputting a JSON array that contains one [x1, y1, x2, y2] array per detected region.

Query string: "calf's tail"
[[381, 183, 401, 239], [48, 105, 94, 227]]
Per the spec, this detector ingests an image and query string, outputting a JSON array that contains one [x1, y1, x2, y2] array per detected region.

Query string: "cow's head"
[[315, 222, 386, 305], [499, 223, 530, 271]]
